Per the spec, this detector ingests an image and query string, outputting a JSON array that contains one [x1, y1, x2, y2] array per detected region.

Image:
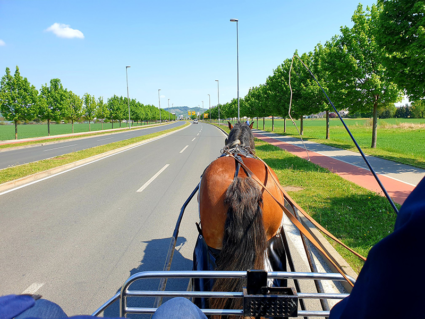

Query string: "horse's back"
[[199, 156, 284, 250]]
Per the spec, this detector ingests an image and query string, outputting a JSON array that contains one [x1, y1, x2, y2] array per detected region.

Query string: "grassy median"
[[0, 122, 190, 185], [214, 123, 398, 273], [0, 122, 169, 150]]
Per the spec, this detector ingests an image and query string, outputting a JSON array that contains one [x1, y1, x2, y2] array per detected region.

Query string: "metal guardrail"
[[92, 270, 354, 317]]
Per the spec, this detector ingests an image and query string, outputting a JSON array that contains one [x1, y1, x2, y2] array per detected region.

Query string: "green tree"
[[66, 91, 84, 133], [288, 52, 325, 135], [0, 66, 39, 139], [83, 93, 97, 131], [378, 103, 397, 118], [411, 100, 425, 118], [106, 95, 121, 128], [324, 4, 401, 148], [38, 79, 69, 136], [95, 96, 109, 129], [375, 0, 425, 100], [395, 105, 412, 118]]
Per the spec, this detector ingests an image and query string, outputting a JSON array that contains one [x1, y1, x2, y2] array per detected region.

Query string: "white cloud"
[[0, 39, 5, 46], [45, 23, 84, 39]]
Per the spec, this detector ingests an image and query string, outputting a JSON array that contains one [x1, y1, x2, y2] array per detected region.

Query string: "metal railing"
[[92, 270, 354, 317]]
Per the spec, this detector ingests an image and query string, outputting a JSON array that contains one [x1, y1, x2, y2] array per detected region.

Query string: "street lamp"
[[126, 66, 131, 128], [158, 89, 161, 123], [168, 99, 171, 121], [208, 94, 211, 122], [215, 80, 220, 124], [230, 18, 240, 122]]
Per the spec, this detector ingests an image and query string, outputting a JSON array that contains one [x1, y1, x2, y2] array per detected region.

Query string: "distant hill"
[[163, 106, 207, 117]]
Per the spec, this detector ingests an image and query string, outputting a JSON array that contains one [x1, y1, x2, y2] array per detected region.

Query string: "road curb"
[[0, 123, 191, 195], [0, 123, 171, 153], [210, 122, 358, 291]]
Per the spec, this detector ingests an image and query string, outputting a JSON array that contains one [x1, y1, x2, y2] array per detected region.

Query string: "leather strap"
[[229, 155, 356, 287]]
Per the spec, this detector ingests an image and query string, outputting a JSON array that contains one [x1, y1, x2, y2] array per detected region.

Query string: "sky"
[[0, 0, 382, 110]]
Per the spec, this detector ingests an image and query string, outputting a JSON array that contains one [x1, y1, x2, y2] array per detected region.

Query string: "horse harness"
[[199, 138, 361, 287], [219, 139, 362, 287]]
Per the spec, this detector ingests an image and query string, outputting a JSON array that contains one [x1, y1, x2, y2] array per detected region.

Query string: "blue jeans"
[[152, 297, 207, 319], [15, 299, 68, 319]]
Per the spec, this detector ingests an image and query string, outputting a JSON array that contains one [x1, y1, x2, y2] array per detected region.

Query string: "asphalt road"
[[0, 121, 184, 170], [0, 122, 334, 318]]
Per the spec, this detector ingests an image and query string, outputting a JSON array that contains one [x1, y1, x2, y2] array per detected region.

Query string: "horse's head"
[[225, 121, 255, 150]]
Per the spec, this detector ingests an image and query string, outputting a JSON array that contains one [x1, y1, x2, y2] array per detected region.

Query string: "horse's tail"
[[211, 176, 267, 317]]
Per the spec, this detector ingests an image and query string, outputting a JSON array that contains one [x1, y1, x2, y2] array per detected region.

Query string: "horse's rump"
[[199, 156, 284, 250]]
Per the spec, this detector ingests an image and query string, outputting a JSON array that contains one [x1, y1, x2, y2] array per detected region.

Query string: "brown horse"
[[198, 121, 285, 314]]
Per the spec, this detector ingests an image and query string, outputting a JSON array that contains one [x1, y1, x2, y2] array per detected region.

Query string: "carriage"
[[90, 122, 358, 318]]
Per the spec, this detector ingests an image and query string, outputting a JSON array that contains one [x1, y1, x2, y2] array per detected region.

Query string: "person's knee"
[[152, 297, 206, 319], [16, 299, 68, 319]]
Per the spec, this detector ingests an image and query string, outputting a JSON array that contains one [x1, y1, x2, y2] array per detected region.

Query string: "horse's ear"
[[249, 122, 254, 129], [228, 121, 233, 130]]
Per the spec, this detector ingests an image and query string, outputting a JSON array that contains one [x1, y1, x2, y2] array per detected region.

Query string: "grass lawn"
[[0, 122, 157, 141], [215, 123, 398, 273], [234, 118, 425, 169], [0, 122, 190, 185]]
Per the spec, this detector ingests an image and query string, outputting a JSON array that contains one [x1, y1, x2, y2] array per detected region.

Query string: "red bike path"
[[254, 132, 414, 205]]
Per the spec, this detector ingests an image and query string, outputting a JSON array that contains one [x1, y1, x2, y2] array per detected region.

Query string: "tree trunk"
[[102, 121, 103, 130], [119, 120, 121, 127], [371, 100, 378, 148], [89, 120, 91, 131], [300, 117, 304, 135], [257, 117, 259, 129], [284, 117, 286, 133], [72, 119, 74, 133], [272, 116, 274, 131], [112, 119, 114, 129], [15, 120, 18, 140], [263, 117, 265, 130], [326, 111, 330, 139], [48, 119, 50, 136]]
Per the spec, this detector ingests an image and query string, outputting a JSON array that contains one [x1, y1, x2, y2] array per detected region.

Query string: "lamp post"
[[208, 94, 211, 122], [215, 80, 220, 124], [230, 18, 240, 122], [168, 99, 170, 121], [126, 66, 131, 128], [158, 89, 161, 123]]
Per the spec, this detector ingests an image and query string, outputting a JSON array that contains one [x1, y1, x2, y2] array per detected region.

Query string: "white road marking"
[[197, 133, 199, 136], [180, 145, 189, 153], [0, 125, 190, 197], [192, 138, 196, 142], [22, 283, 44, 294], [96, 137, 114, 141], [43, 144, 77, 152], [137, 164, 169, 193]]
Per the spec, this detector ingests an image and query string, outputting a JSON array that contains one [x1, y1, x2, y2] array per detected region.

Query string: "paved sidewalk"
[[252, 129, 425, 205]]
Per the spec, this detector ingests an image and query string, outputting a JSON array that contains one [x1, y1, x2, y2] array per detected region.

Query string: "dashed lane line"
[[43, 144, 77, 152], [22, 283, 44, 294], [136, 164, 170, 193]]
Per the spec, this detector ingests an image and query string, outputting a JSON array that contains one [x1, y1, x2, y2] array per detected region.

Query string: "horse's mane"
[[225, 122, 255, 150]]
